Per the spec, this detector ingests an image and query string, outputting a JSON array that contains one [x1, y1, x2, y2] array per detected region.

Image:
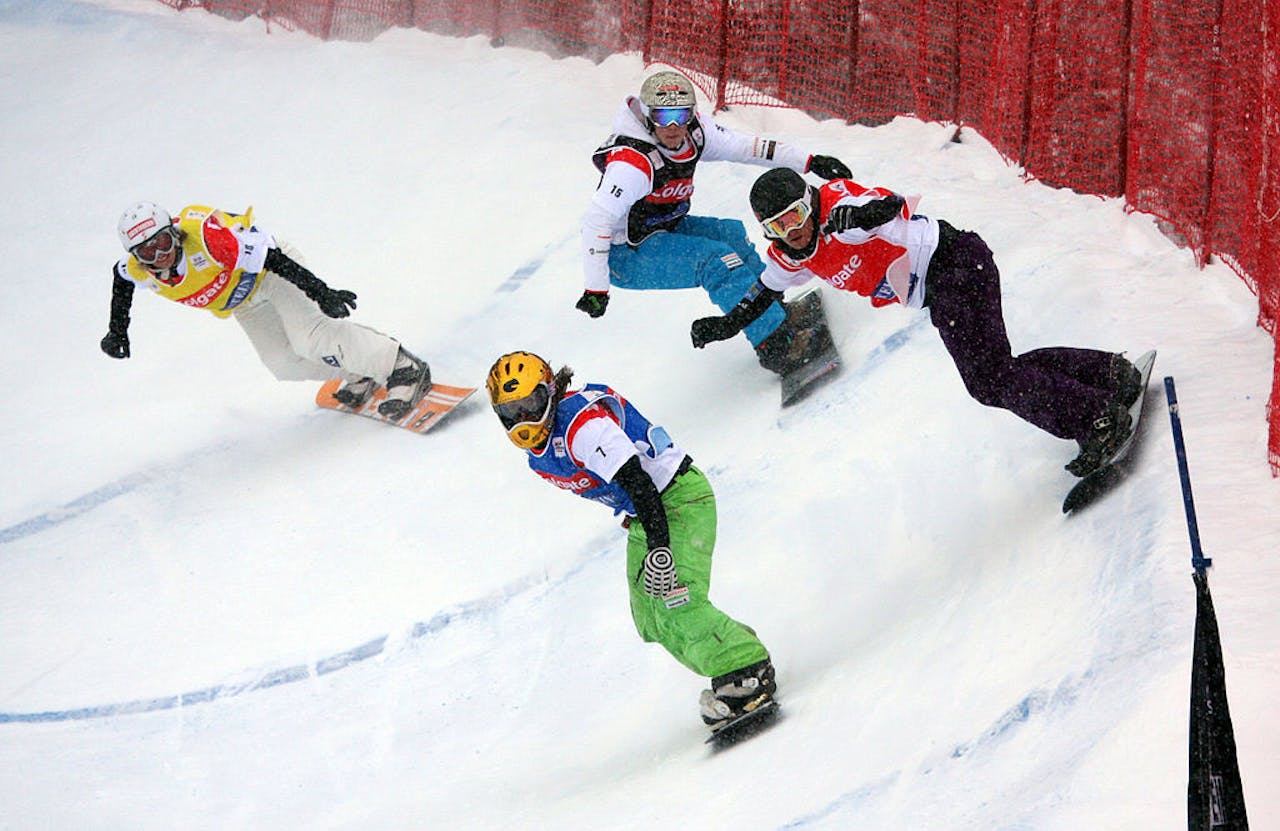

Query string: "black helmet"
[[750, 168, 811, 221], [750, 168, 819, 258]]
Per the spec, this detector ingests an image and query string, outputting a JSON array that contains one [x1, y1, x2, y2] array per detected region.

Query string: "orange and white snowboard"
[[316, 379, 476, 434]]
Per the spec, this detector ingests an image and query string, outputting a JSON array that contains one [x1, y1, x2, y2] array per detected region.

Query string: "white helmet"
[[117, 201, 173, 252], [639, 70, 696, 110]]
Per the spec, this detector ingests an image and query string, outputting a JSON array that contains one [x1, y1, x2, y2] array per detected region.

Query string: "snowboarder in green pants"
[[486, 350, 775, 733]]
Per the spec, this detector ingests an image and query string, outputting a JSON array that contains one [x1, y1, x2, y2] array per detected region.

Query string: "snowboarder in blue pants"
[[577, 69, 851, 377]]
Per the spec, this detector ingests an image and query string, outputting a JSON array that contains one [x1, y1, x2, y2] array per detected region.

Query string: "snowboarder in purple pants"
[[691, 168, 1145, 477]]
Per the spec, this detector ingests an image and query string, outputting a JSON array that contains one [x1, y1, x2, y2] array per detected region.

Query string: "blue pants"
[[607, 215, 785, 347]]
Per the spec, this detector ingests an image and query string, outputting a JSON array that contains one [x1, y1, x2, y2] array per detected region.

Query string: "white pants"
[[234, 243, 400, 384]]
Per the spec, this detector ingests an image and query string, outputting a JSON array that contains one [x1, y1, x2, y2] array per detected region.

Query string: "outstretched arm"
[[263, 246, 357, 318], [690, 279, 783, 348], [699, 113, 849, 179], [100, 270, 134, 359]]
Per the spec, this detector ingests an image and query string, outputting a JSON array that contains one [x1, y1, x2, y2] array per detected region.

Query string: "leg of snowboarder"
[[923, 228, 1139, 475], [604, 218, 787, 359], [622, 463, 776, 731]]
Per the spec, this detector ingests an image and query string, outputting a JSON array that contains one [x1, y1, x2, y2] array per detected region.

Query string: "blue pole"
[[1164, 377, 1212, 573]]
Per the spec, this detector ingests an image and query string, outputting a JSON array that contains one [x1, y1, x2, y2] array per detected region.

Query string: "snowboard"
[[780, 289, 842, 407], [705, 699, 781, 750], [1062, 350, 1157, 514], [316, 379, 477, 434]]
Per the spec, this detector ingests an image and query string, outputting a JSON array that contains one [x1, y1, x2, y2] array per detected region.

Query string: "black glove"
[[317, 288, 357, 318], [822, 194, 906, 234], [100, 331, 130, 359], [690, 315, 740, 348], [690, 279, 781, 348], [575, 290, 609, 318], [808, 155, 852, 180]]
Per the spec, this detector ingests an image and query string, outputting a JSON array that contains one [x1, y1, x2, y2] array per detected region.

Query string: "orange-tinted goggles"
[[761, 197, 812, 239]]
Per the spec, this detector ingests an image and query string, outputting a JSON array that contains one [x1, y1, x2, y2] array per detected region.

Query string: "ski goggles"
[[494, 382, 552, 432], [131, 227, 177, 264], [649, 106, 694, 127], [760, 196, 813, 239]]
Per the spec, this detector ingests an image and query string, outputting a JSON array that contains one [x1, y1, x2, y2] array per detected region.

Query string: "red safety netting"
[[157, 0, 1280, 474]]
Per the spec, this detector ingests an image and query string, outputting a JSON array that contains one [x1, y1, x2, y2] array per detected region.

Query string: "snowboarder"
[[577, 69, 852, 378], [690, 169, 1144, 477], [102, 202, 431, 419], [486, 350, 776, 733]]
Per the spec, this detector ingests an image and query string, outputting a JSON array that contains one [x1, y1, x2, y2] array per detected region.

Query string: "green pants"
[[625, 466, 770, 678]]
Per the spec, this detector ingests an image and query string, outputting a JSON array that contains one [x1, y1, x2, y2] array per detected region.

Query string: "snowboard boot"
[[699, 658, 777, 730], [754, 322, 815, 377], [1065, 398, 1134, 477], [331, 376, 377, 408], [378, 348, 432, 420], [1110, 353, 1144, 409]]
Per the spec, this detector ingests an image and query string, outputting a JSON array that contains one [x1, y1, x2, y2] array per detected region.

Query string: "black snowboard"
[[705, 700, 781, 750], [780, 289, 842, 407]]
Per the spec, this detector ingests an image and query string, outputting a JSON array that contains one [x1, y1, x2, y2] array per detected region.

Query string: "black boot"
[[754, 304, 825, 376], [699, 658, 777, 728], [332, 376, 376, 408], [1065, 401, 1133, 477], [378, 348, 432, 420], [754, 326, 804, 375]]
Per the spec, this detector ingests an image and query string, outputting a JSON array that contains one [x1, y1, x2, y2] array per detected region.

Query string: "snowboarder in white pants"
[[102, 202, 430, 419]]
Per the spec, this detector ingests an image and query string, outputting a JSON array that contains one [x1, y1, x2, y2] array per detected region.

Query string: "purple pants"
[[924, 223, 1117, 441]]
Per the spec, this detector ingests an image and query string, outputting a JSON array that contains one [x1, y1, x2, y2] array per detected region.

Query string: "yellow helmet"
[[487, 351, 556, 450]]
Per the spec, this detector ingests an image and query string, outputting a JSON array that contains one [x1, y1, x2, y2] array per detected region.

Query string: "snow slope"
[[1, 2, 1276, 828]]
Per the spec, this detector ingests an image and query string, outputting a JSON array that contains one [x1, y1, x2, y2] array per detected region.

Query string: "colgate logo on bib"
[[827, 253, 864, 289], [180, 270, 231, 308], [648, 178, 694, 204], [537, 470, 598, 493]]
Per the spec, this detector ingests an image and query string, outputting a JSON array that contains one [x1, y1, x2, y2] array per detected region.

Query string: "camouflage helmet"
[[639, 70, 696, 110]]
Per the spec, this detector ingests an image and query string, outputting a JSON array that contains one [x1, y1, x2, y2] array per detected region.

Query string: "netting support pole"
[[1198, 0, 1229, 268], [1117, 0, 1133, 194], [846, 0, 861, 119], [1165, 376, 1212, 574], [715, 0, 730, 111], [950, 0, 962, 123], [321, 0, 338, 39], [642, 0, 654, 64], [1018, 0, 1039, 167]]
